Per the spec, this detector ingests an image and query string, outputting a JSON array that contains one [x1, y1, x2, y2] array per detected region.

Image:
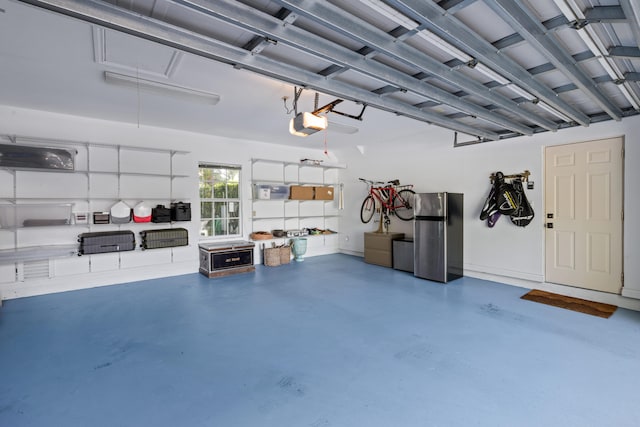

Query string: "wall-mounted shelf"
[[0, 245, 79, 264], [88, 171, 190, 178], [0, 136, 192, 279], [250, 159, 342, 257]]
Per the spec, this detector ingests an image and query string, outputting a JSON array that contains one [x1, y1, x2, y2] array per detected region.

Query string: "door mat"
[[521, 289, 617, 318]]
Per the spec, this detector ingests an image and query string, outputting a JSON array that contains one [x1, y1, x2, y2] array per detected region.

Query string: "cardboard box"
[[290, 185, 314, 200], [314, 186, 334, 200], [364, 232, 404, 267]]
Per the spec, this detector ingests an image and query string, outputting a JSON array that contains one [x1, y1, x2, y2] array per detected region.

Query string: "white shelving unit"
[[0, 136, 191, 282], [250, 158, 343, 257]]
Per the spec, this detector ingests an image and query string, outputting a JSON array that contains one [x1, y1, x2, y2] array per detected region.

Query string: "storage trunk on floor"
[[199, 241, 255, 278], [140, 228, 188, 249], [78, 230, 136, 255]]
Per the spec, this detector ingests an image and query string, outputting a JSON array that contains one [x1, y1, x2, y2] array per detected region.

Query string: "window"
[[199, 164, 241, 238]]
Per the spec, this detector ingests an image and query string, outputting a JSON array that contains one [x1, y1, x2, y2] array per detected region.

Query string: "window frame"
[[198, 163, 242, 240]]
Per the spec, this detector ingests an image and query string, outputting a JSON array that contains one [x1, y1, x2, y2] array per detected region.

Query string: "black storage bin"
[[393, 238, 414, 273], [78, 231, 135, 255], [171, 202, 191, 221], [152, 205, 171, 223]]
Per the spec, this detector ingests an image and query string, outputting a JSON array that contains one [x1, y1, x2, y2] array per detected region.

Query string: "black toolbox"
[[78, 230, 136, 255], [140, 228, 188, 250], [171, 202, 191, 221], [152, 205, 171, 223]]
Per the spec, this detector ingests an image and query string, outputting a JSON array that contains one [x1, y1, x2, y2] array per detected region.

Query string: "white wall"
[[0, 105, 338, 299], [334, 114, 640, 311], [2, 104, 639, 311]]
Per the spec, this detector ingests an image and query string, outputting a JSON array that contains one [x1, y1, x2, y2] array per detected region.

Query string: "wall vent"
[[23, 260, 51, 280]]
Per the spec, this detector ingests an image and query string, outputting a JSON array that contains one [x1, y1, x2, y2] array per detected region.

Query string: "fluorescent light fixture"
[[552, 0, 640, 110], [617, 82, 640, 110], [357, 0, 419, 30], [104, 71, 220, 105], [475, 63, 511, 85], [416, 31, 516, 87], [630, 1, 640, 24], [577, 27, 640, 109], [538, 101, 573, 122], [359, 0, 518, 90], [506, 84, 536, 101], [289, 112, 328, 137], [416, 30, 473, 62]]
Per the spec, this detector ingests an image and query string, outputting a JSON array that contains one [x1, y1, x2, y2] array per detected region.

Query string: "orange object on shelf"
[[250, 231, 273, 240]]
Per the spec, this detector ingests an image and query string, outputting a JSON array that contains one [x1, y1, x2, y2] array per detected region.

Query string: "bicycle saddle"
[[388, 179, 400, 186]]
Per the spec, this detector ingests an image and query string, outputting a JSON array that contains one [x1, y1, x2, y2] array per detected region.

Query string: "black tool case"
[[140, 228, 188, 250], [152, 205, 171, 223], [170, 202, 191, 221], [78, 230, 136, 255]]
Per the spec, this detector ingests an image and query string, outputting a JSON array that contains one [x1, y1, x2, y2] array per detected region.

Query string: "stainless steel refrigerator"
[[413, 192, 463, 283]]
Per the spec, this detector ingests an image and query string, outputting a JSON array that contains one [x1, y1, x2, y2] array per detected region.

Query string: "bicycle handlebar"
[[359, 177, 400, 186]]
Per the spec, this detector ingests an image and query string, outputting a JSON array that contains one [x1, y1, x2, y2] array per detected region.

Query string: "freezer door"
[[414, 219, 446, 281], [414, 193, 447, 218]]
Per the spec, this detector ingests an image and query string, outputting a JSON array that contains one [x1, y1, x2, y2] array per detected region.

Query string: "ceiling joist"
[[385, 0, 592, 126], [272, 0, 558, 132], [14, 0, 640, 143], [176, 0, 538, 134], [483, 0, 623, 121], [18, 0, 501, 140]]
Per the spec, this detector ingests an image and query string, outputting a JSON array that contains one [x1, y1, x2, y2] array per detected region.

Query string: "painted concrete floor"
[[1, 254, 639, 427]]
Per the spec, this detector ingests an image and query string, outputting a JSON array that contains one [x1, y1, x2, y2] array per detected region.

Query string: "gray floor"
[[1, 254, 639, 427]]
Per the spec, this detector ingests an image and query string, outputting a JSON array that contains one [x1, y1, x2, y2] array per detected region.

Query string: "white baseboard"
[[464, 268, 640, 312], [4, 253, 639, 312], [340, 257, 640, 311], [464, 263, 544, 282], [0, 261, 197, 300], [622, 287, 640, 300], [339, 249, 364, 257]]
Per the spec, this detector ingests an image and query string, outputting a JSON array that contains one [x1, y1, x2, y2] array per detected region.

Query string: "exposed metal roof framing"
[[16, 0, 640, 143]]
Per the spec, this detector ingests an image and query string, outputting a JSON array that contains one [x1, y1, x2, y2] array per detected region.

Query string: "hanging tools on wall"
[[489, 170, 531, 183], [480, 170, 535, 228]]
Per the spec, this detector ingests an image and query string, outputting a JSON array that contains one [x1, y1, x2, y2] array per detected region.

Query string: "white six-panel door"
[[544, 137, 624, 293]]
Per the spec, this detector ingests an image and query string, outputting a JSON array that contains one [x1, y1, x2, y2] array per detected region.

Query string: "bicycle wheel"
[[393, 189, 416, 221], [360, 195, 376, 223]]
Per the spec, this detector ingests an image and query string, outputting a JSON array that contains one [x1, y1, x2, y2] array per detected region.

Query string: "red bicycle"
[[359, 178, 416, 223]]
